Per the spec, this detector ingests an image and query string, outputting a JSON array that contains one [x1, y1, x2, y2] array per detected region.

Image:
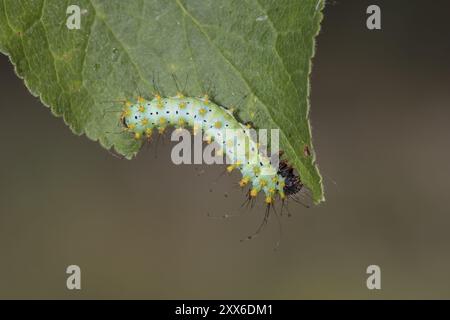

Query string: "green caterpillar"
[[121, 93, 303, 204]]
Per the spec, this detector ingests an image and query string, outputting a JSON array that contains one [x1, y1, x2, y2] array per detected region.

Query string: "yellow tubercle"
[[265, 196, 273, 204], [250, 188, 258, 197], [122, 109, 131, 117], [137, 96, 145, 103], [141, 118, 148, 126], [199, 108, 207, 116], [138, 105, 145, 113], [145, 128, 153, 138], [239, 176, 250, 187], [134, 132, 141, 140]]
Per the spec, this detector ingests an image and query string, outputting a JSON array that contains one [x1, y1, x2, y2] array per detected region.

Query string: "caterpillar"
[[119, 93, 303, 205]]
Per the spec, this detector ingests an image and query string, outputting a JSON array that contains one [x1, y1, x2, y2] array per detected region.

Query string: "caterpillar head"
[[278, 159, 303, 196]]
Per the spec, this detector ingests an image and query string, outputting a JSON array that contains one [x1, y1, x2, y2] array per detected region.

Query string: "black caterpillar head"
[[277, 153, 303, 196]]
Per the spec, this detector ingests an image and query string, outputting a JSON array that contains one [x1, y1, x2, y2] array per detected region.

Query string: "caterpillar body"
[[120, 94, 303, 205]]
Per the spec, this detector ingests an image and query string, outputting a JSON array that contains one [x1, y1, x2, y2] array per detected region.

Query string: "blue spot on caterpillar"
[[120, 93, 303, 204]]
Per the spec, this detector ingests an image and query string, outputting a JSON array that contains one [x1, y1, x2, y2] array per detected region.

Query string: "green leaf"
[[0, 0, 325, 203]]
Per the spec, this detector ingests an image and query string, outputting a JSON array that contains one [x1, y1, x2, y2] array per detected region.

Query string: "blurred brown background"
[[1, 0, 450, 299]]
